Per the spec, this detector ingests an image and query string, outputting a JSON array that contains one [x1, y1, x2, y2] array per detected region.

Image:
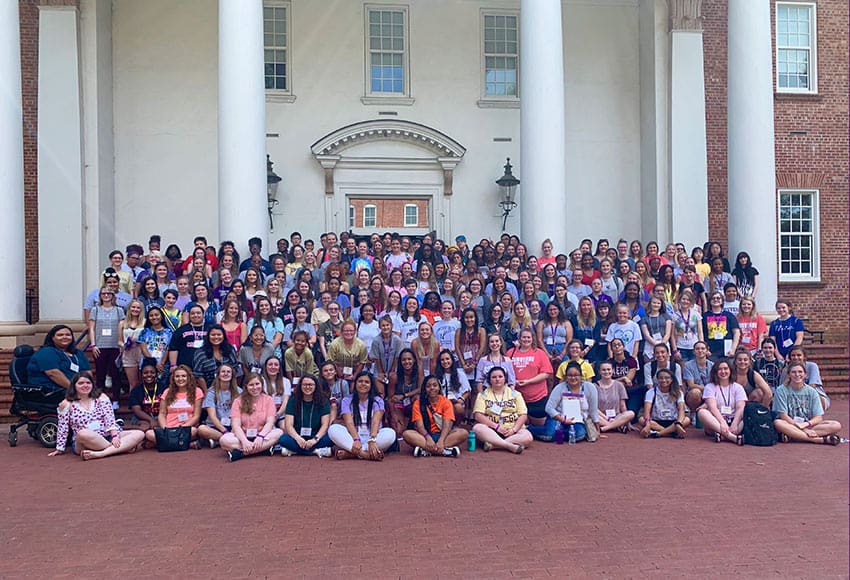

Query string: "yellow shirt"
[[555, 359, 596, 382], [473, 386, 527, 429]]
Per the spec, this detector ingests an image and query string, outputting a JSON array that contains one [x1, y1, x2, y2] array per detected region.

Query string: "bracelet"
[[256, 434, 266, 439]]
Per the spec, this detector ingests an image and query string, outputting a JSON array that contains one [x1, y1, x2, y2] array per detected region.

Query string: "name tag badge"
[[273, 395, 282, 405], [720, 405, 732, 415], [343, 366, 353, 377], [69, 362, 80, 373], [489, 403, 502, 415], [783, 338, 793, 348], [300, 427, 312, 437], [547, 336, 555, 345], [221, 417, 231, 427], [101, 328, 112, 337], [358, 427, 370, 440], [605, 409, 616, 419], [652, 332, 662, 341], [246, 428, 258, 438], [177, 412, 189, 422], [463, 351, 473, 360], [192, 340, 204, 348], [293, 377, 300, 384], [86, 420, 102, 431], [741, 336, 751, 344], [633, 315, 641, 323], [584, 338, 594, 347], [723, 339, 733, 353], [793, 416, 806, 424]]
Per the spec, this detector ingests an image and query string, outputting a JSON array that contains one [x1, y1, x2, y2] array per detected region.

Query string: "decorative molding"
[[775, 172, 825, 189], [315, 155, 340, 195], [670, 0, 703, 32], [476, 99, 520, 109], [360, 96, 415, 106], [265, 92, 297, 104], [310, 119, 467, 158]]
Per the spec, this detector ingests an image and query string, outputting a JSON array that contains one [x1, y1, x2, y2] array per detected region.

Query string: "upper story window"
[[778, 190, 820, 282], [483, 13, 519, 97], [776, 2, 817, 93], [264, 1, 295, 102], [364, 6, 410, 101]]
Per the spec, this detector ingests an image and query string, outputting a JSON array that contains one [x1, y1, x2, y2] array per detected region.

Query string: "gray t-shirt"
[[772, 384, 824, 420], [202, 387, 240, 427], [90, 306, 126, 349], [645, 387, 684, 421], [684, 359, 714, 388]]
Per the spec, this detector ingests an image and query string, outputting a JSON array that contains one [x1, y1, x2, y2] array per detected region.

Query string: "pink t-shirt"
[[703, 382, 747, 418], [161, 388, 204, 427], [736, 314, 766, 351], [507, 347, 553, 404], [230, 393, 276, 433]]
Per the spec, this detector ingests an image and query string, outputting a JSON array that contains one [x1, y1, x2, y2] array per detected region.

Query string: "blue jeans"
[[278, 433, 333, 455], [527, 417, 560, 442], [626, 385, 647, 417]]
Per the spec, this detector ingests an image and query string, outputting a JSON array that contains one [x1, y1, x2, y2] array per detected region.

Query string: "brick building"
[[0, 0, 847, 343]]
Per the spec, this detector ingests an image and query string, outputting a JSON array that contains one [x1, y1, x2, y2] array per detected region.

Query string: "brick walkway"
[[1, 403, 847, 579]]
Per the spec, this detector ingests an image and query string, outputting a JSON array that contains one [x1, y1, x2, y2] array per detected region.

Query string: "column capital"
[[670, 0, 703, 32]]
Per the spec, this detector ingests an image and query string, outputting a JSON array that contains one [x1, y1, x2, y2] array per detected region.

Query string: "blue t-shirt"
[[27, 346, 91, 387], [769, 316, 805, 357]]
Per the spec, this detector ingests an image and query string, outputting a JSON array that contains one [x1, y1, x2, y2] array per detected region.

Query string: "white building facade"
[[2, 0, 784, 329]]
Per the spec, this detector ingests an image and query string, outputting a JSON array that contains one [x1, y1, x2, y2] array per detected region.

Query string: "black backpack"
[[742, 401, 776, 446]]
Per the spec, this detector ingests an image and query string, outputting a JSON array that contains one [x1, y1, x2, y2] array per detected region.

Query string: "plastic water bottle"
[[554, 427, 565, 445], [568, 425, 576, 445], [468, 430, 476, 452]]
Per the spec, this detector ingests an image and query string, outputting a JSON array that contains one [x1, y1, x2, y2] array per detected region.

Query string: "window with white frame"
[[403, 204, 418, 227], [778, 190, 820, 281], [776, 3, 817, 93], [264, 2, 290, 93], [363, 205, 377, 228], [482, 12, 519, 98], [366, 7, 408, 96], [349, 205, 355, 228]]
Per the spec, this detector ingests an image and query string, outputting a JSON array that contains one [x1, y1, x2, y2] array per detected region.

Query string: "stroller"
[[8, 345, 65, 447]]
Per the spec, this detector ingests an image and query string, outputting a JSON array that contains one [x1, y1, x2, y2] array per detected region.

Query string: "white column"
[[0, 0, 26, 324], [38, 7, 85, 322], [669, 0, 709, 248], [218, 0, 268, 255], [520, 0, 567, 253], [728, 0, 777, 310]]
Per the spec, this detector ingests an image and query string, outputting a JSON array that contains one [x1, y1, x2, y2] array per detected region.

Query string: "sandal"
[[513, 444, 525, 455], [190, 440, 201, 450], [736, 435, 744, 446], [674, 421, 687, 439], [482, 441, 493, 452], [779, 433, 790, 444], [617, 424, 629, 434], [714, 433, 722, 443], [823, 434, 840, 446]]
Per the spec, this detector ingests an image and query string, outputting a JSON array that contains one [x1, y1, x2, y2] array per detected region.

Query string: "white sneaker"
[[111, 401, 119, 411], [208, 439, 218, 449], [314, 447, 332, 458], [279, 447, 293, 457], [444, 446, 461, 458], [413, 446, 431, 457]]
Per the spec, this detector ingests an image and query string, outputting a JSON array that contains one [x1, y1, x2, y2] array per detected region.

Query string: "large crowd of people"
[[30, 231, 842, 461]]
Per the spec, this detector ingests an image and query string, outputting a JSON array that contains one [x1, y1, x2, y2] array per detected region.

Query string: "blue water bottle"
[[468, 430, 476, 452], [568, 425, 576, 445]]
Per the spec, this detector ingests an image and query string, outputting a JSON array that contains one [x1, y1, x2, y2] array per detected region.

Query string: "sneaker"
[[208, 439, 218, 449], [271, 444, 282, 454], [445, 446, 461, 458], [111, 401, 119, 411], [115, 418, 125, 428], [314, 447, 332, 458], [413, 446, 431, 457], [279, 447, 293, 457], [650, 430, 660, 439], [227, 449, 243, 462]]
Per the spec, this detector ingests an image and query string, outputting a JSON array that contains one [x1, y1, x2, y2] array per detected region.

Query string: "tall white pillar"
[[520, 0, 567, 253], [728, 0, 777, 310], [0, 1, 27, 325], [218, 0, 268, 255], [669, 0, 708, 248], [38, 6, 85, 322]]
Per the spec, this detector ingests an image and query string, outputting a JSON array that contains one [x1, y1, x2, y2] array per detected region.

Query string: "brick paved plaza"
[[1, 404, 847, 579]]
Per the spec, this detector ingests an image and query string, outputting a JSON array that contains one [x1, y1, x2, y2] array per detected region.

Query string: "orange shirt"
[[411, 395, 455, 433], [161, 388, 204, 427], [230, 393, 276, 433]]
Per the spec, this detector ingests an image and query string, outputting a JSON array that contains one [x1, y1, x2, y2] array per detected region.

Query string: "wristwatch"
[[368, 436, 377, 443]]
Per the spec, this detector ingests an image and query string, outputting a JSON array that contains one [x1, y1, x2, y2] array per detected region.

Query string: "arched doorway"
[[311, 120, 465, 239]]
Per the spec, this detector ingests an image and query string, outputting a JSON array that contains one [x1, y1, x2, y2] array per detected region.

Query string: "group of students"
[[37, 230, 843, 461]]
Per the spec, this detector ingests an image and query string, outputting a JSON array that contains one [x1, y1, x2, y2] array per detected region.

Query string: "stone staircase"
[[806, 343, 849, 397]]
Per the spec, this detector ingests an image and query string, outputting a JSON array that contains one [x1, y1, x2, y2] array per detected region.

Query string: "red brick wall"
[[703, 0, 849, 341], [349, 198, 429, 229], [21, 0, 40, 321]]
